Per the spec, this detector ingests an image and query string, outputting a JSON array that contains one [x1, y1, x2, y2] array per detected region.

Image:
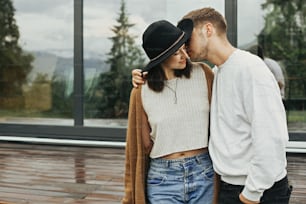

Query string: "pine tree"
[[0, 0, 33, 107], [93, 0, 145, 118]]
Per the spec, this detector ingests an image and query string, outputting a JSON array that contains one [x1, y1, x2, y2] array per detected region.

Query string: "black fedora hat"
[[177, 18, 194, 34], [142, 19, 193, 72]]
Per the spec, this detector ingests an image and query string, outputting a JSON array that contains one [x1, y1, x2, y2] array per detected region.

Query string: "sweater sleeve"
[[240, 62, 288, 201], [122, 87, 149, 204], [122, 88, 137, 204]]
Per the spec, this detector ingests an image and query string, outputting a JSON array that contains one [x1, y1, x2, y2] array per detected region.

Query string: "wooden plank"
[[0, 142, 305, 203], [0, 142, 124, 203]]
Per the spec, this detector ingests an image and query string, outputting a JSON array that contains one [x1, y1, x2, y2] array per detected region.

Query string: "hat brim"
[[142, 19, 193, 72]]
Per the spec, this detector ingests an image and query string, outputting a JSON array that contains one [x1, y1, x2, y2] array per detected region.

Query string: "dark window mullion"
[[74, 0, 84, 126], [225, 0, 237, 47]]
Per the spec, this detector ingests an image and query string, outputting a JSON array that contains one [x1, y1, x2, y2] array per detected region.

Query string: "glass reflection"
[[83, 0, 225, 127], [238, 0, 306, 132], [0, 0, 74, 125]]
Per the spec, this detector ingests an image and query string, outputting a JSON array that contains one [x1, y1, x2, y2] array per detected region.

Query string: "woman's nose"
[[181, 48, 189, 58]]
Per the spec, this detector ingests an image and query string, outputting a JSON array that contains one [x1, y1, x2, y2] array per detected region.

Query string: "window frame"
[[0, 0, 305, 144]]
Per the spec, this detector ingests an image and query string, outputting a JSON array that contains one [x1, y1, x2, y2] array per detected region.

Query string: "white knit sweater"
[[142, 64, 210, 158], [209, 49, 288, 201]]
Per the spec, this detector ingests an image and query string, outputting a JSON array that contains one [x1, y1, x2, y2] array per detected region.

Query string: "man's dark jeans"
[[218, 176, 292, 204]]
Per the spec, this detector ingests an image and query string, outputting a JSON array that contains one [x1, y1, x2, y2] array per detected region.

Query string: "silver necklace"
[[165, 78, 178, 104]]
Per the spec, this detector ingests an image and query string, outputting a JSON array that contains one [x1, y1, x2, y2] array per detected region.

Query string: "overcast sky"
[[13, 0, 266, 59]]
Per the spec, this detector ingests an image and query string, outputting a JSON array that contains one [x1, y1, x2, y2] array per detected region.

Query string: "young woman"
[[122, 19, 215, 204]]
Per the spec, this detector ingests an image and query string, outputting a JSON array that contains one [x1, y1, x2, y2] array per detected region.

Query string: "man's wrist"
[[241, 186, 262, 203]]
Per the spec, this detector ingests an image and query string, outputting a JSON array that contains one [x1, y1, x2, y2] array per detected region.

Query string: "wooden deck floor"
[[0, 142, 305, 204]]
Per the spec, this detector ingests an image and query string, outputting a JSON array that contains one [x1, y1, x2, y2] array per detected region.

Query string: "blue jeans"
[[147, 152, 214, 204], [218, 176, 292, 204]]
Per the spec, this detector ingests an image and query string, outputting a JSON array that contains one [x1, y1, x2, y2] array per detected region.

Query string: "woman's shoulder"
[[129, 86, 145, 109], [191, 62, 214, 75]]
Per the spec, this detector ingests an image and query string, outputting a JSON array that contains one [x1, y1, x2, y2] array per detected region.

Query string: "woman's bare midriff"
[[161, 147, 208, 160]]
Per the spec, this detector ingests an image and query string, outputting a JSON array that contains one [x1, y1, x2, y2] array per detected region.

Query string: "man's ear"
[[202, 23, 214, 37]]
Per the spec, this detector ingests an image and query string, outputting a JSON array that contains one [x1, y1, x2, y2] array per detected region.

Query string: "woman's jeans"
[[147, 151, 214, 204], [218, 176, 292, 204]]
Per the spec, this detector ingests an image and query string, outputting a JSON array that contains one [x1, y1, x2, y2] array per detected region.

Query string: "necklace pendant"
[[165, 78, 178, 104]]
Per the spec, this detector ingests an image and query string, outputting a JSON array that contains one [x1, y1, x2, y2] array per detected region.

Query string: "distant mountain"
[[28, 51, 110, 95], [28, 51, 58, 82]]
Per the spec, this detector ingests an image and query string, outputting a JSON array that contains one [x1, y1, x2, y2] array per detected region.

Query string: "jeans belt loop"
[[195, 155, 201, 164]]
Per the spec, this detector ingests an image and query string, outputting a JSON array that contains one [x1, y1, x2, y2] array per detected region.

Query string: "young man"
[[132, 7, 292, 204]]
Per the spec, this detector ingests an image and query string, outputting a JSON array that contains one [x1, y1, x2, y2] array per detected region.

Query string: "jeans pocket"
[[201, 165, 214, 181], [147, 175, 166, 186], [261, 185, 292, 204]]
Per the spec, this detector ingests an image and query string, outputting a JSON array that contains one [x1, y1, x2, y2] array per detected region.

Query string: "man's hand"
[[239, 193, 260, 204], [132, 69, 147, 88]]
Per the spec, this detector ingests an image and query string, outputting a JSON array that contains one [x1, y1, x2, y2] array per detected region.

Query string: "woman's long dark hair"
[[146, 59, 192, 92]]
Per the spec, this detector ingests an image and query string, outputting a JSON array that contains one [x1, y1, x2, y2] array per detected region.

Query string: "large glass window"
[[237, 0, 306, 134], [0, 0, 74, 126], [1, 0, 305, 142], [83, 0, 225, 127]]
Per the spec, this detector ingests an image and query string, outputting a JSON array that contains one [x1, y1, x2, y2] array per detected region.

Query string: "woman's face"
[[161, 44, 189, 71]]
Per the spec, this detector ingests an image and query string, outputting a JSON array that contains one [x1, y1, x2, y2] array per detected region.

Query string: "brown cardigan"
[[122, 62, 214, 204]]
